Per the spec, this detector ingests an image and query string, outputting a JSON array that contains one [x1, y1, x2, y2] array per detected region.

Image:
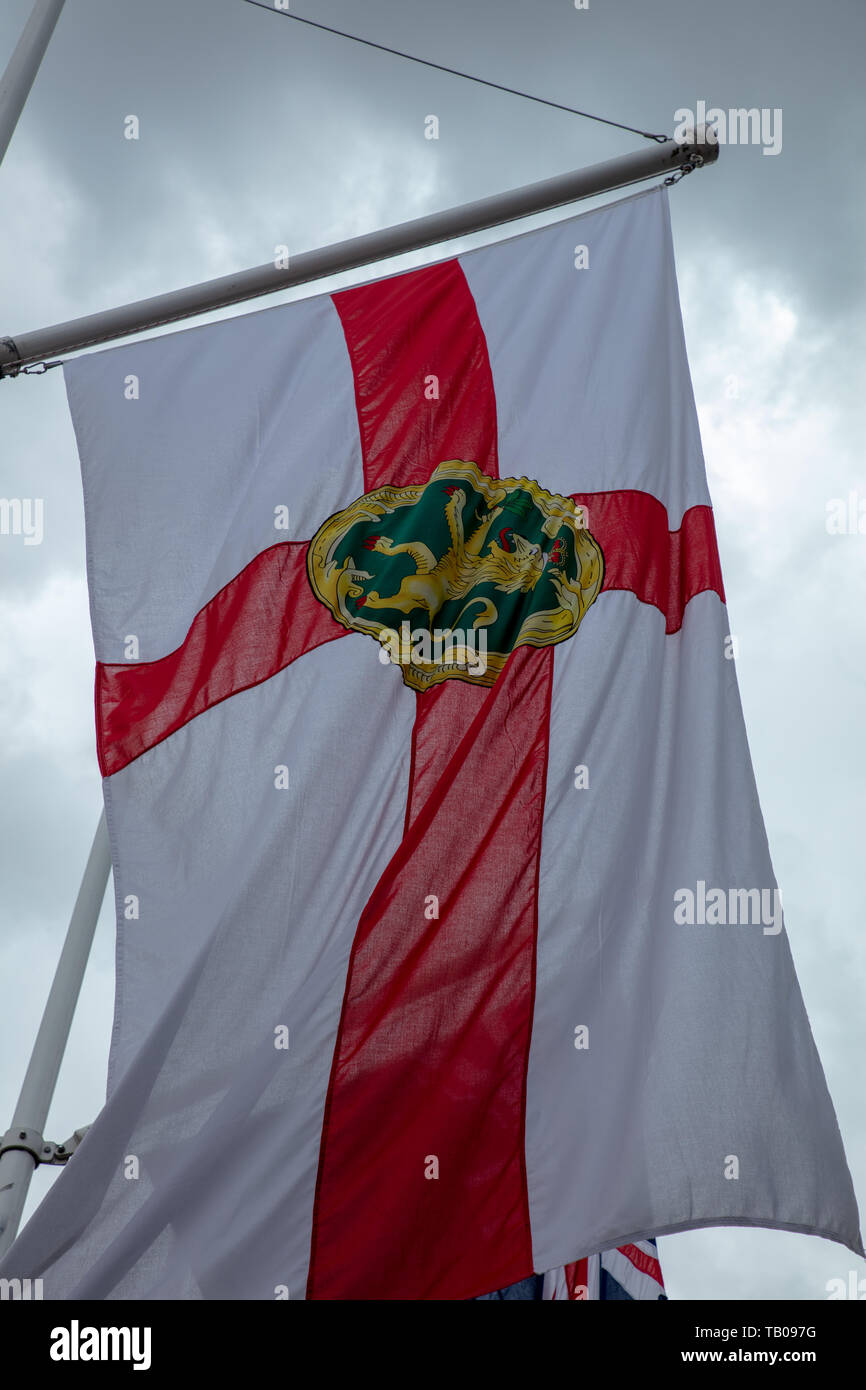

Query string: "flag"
[[543, 1240, 667, 1300], [4, 186, 860, 1301], [480, 1240, 666, 1300]]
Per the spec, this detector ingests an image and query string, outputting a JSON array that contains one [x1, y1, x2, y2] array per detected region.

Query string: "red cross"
[[94, 261, 723, 1300]]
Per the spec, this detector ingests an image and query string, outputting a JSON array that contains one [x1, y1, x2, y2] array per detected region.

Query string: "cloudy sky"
[[1, 0, 863, 1301]]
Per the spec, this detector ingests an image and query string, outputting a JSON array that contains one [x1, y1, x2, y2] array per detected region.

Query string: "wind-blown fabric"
[[3, 186, 860, 1301]]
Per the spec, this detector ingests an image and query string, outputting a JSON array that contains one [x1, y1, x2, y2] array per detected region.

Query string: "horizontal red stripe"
[[95, 493, 724, 777], [617, 1242, 665, 1286], [95, 543, 343, 777], [573, 490, 725, 634]]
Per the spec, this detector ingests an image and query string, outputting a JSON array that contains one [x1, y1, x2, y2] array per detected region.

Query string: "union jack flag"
[[476, 1241, 666, 1300], [544, 1240, 666, 1300]]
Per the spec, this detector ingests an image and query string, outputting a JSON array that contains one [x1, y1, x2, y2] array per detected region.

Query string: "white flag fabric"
[[3, 187, 860, 1300]]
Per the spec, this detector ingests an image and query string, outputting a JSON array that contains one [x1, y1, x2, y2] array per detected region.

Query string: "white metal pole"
[[0, 0, 66, 168], [0, 130, 718, 373], [0, 812, 111, 1257]]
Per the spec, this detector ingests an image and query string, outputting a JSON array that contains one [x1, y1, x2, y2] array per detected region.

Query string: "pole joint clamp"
[[0, 1127, 51, 1164], [0, 1124, 89, 1167]]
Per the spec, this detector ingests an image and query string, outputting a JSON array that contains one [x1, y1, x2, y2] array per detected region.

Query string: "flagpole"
[[0, 0, 66, 168], [0, 812, 111, 1258], [0, 128, 718, 375]]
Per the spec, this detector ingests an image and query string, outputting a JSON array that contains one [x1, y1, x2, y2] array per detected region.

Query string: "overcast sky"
[[1, 0, 864, 1301]]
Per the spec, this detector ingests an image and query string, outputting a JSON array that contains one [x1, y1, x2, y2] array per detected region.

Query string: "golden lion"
[[355, 486, 545, 628]]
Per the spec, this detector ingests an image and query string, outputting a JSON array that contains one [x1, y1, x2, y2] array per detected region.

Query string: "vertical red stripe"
[[332, 259, 499, 490], [565, 1259, 590, 1300], [309, 649, 552, 1299], [308, 261, 549, 1299]]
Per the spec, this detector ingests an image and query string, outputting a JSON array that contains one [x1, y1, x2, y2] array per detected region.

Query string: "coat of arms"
[[307, 459, 604, 690]]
